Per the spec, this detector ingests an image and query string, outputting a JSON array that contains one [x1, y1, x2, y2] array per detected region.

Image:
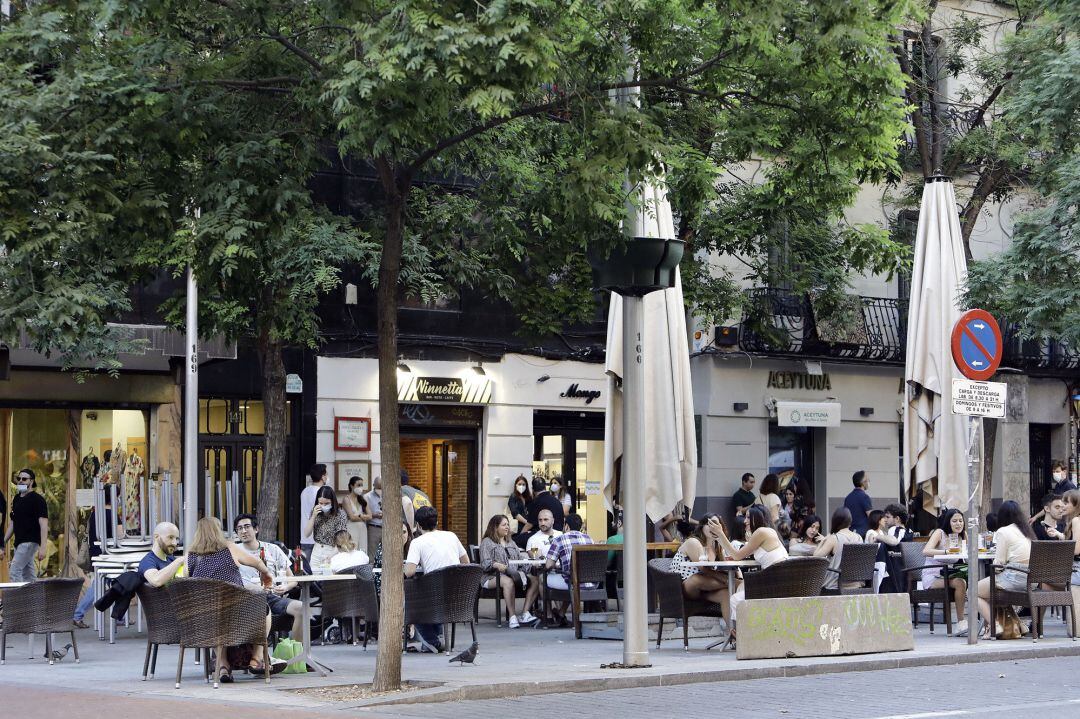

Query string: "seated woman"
[[921, 508, 969, 635], [977, 500, 1034, 638], [479, 515, 535, 628], [716, 505, 788, 632], [669, 514, 731, 624], [788, 514, 824, 557], [185, 517, 279, 683], [329, 529, 370, 573], [373, 520, 411, 596], [814, 507, 863, 591]]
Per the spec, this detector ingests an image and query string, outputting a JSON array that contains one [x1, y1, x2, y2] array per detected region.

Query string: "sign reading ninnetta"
[[398, 375, 492, 404]]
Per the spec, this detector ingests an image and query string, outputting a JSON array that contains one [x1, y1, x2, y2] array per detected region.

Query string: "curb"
[[349, 641, 1080, 708]]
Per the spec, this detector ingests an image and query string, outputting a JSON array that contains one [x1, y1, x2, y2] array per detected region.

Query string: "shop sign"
[[400, 403, 484, 428], [766, 371, 832, 391], [285, 373, 303, 394], [777, 401, 841, 427], [560, 383, 601, 404], [398, 375, 492, 404]]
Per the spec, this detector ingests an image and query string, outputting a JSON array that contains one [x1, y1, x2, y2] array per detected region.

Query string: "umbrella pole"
[[966, 415, 982, 645], [621, 294, 649, 666]]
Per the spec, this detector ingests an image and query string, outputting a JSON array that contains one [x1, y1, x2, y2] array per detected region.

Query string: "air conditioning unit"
[[714, 325, 739, 347]]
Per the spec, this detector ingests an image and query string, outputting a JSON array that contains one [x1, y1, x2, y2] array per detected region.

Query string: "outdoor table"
[[508, 558, 551, 626], [687, 559, 759, 651], [273, 572, 357, 677]]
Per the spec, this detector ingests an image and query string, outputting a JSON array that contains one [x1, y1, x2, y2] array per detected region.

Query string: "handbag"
[[995, 605, 1023, 640], [271, 638, 308, 674]]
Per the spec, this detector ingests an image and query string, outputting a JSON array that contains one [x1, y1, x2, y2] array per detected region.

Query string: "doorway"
[[400, 433, 478, 547], [768, 424, 817, 501], [1030, 424, 1053, 516]]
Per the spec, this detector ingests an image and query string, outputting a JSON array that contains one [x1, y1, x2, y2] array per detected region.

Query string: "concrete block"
[[736, 593, 913, 660]]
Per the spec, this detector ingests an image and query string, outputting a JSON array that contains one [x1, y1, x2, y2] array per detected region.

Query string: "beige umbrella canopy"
[[903, 178, 970, 511]]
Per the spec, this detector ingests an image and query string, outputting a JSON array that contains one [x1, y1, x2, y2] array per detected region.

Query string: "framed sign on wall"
[[335, 460, 372, 492], [334, 416, 371, 451]]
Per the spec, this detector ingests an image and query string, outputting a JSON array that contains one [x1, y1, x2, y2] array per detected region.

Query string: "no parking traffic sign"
[[951, 309, 1002, 381]]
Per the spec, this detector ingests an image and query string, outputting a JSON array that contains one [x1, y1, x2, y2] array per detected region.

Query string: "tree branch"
[[892, 36, 933, 177], [959, 162, 1009, 256]]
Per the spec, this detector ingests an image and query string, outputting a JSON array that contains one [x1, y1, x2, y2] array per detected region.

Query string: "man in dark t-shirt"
[[731, 473, 757, 520], [2, 469, 49, 582], [844, 470, 873, 537], [526, 477, 565, 532], [1032, 493, 1066, 541]]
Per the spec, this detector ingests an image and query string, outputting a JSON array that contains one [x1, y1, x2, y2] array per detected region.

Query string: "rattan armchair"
[[136, 584, 180, 680], [546, 547, 609, 639], [469, 544, 505, 627], [647, 558, 726, 651], [989, 540, 1076, 643], [321, 565, 379, 648], [744, 557, 829, 599], [821, 543, 877, 595], [170, 578, 270, 688], [900, 543, 954, 635], [0, 578, 82, 665], [404, 564, 483, 653]]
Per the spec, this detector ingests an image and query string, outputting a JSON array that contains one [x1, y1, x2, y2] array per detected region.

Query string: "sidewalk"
[[0, 608, 1077, 712]]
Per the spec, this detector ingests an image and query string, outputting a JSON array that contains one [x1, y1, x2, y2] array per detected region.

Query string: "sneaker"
[[509, 615, 520, 629], [520, 611, 537, 624], [954, 620, 969, 637], [73, 619, 90, 629], [417, 636, 443, 654]]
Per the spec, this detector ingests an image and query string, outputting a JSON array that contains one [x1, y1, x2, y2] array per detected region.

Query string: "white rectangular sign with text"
[[952, 379, 1006, 418]]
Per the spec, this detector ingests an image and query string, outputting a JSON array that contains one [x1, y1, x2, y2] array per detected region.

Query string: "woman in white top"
[[758, 473, 782, 525], [788, 514, 824, 557], [669, 514, 731, 622], [717, 505, 788, 630], [329, 529, 369, 573], [343, 476, 373, 555], [921, 508, 969, 635], [550, 478, 573, 515], [815, 507, 864, 590], [976, 500, 1034, 637]]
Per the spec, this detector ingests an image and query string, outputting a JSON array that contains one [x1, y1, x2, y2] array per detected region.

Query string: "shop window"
[[6, 409, 69, 577], [768, 424, 816, 498]]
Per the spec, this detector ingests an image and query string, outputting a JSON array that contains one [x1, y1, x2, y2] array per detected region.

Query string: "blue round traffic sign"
[[951, 309, 1002, 380]]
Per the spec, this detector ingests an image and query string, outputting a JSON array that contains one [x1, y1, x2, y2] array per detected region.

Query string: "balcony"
[[737, 288, 1080, 374]]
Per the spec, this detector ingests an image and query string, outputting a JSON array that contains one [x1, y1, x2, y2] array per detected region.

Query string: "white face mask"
[[16, 483, 28, 493], [321, 504, 332, 514], [550, 483, 560, 492], [1054, 472, 1066, 481], [353, 487, 365, 496], [516, 484, 527, 494]]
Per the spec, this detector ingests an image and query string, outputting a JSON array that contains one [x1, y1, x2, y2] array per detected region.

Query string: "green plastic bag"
[[271, 638, 307, 674]]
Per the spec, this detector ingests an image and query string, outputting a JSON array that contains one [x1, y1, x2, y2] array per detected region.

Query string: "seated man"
[[523, 509, 562, 618], [404, 505, 469, 653], [234, 514, 305, 638], [543, 513, 593, 626], [140, 522, 185, 587], [1032, 492, 1067, 541]]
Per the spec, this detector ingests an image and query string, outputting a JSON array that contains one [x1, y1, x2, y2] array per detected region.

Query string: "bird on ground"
[[448, 641, 478, 666], [46, 643, 72, 663]]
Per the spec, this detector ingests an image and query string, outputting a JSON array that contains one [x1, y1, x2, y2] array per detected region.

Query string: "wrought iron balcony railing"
[[737, 288, 1080, 373]]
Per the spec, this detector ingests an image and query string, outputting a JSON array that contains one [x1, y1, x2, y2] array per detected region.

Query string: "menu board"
[[334, 417, 371, 451]]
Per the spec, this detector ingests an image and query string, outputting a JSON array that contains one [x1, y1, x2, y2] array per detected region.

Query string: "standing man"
[[2, 469, 48, 582], [1052, 460, 1076, 494], [526, 476, 565, 533], [844, 470, 873, 538], [299, 463, 327, 559], [731, 473, 757, 538], [404, 505, 469, 653], [400, 469, 432, 533], [364, 476, 384, 557]]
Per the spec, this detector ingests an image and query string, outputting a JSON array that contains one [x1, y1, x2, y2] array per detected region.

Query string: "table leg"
[[706, 568, 738, 651], [285, 583, 331, 677]]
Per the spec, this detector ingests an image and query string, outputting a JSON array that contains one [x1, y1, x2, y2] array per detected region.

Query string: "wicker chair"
[[546, 547, 610, 639], [900, 543, 954, 635], [170, 578, 270, 688], [0, 578, 82, 665], [469, 544, 505, 627], [744, 557, 829, 599], [321, 565, 379, 648], [404, 564, 483, 653], [821, 543, 878, 595], [989, 540, 1077, 643], [136, 584, 181, 680], [647, 558, 726, 651]]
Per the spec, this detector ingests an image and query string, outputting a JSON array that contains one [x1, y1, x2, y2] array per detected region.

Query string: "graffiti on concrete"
[[741, 594, 911, 654]]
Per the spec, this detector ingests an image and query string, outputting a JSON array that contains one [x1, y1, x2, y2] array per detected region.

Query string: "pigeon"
[[448, 641, 478, 666], [46, 644, 72, 663]]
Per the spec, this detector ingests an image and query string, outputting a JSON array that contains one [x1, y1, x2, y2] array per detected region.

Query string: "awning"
[[776, 401, 841, 427]]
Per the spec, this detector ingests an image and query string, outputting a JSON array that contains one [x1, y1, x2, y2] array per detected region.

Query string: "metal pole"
[[183, 264, 199, 545], [621, 294, 649, 666], [966, 415, 982, 644]]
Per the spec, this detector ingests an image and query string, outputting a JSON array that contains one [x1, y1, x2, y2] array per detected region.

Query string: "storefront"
[[315, 353, 611, 547]]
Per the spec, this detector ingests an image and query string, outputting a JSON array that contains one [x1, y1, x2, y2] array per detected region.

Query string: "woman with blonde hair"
[[329, 528, 369, 573], [185, 517, 279, 683]]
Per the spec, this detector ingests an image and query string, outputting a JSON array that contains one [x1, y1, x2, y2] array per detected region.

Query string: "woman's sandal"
[[218, 666, 234, 684]]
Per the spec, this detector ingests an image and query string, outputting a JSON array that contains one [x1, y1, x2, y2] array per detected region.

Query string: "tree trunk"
[[372, 168, 408, 693], [257, 328, 288, 542]]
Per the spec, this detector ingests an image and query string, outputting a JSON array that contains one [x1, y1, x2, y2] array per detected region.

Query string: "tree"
[[1, 0, 913, 691]]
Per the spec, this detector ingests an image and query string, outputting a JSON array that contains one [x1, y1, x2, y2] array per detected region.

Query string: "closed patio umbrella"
[[903, 177, 969, 511]]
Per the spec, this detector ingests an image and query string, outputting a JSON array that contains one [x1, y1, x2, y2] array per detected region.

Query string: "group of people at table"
[[672, 468, 1080, 642]]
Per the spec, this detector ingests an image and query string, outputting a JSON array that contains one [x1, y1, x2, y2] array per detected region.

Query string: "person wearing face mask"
[[507, 475, 533, 547], [304, 485, 349, 573], [550, 477, 572, 515], [1052, 460, 1076, 494], [2, 469, 49, 582], [343, 476, 373, 556]]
